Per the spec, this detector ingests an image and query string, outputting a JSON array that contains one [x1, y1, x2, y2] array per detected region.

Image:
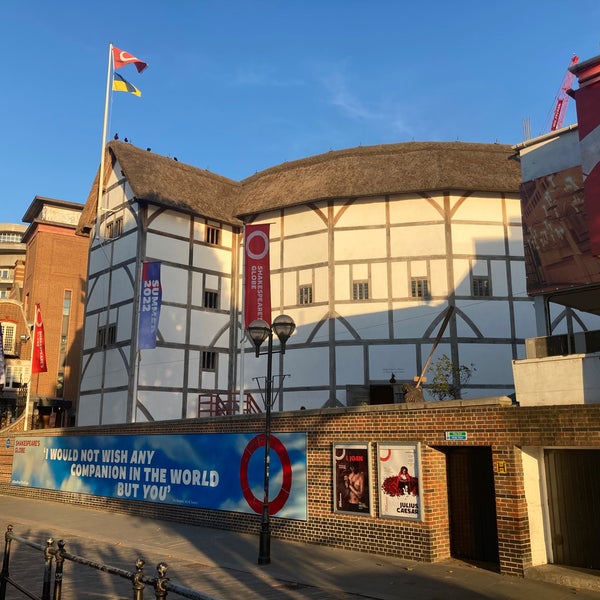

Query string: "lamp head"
[[272, 314, 296, 352], [247, 319, 270, 357]]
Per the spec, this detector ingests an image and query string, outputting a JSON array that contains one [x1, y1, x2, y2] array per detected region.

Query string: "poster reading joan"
[[333, 443, 371, 515], [377, 442, 422, 520]]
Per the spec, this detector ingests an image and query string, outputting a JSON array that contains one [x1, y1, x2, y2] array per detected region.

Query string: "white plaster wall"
[[105, 350, 129, 387], [391, 262, 409, 298], [455, 301, 511, 338], [137, 391, 184, 422], [336, 228, 387, 260], [390, 196, 442, 222], [150, 210, 192, 237], [283, 232, 328, 268], [162, 265, 190, 304], [76, 394, 101, 425], [335, 345, 366, 385], [138, 347, 186, 388], [337, 197, 387, 227], [161, 306, 188, 345], [147, 233, 189, 264], [459, 344, 515, 388], [512, 301, 538, 342], [101, 392, 128, 424], [452, 224, 507, 255], [110, 267, 135, 305], [453, 195, 504, 222], [368, 344, 418, 382], [429, 260, 449, 297], [282, 207, 326, 236], [390, 224, 446, 257], [336, 303, 390, 339]]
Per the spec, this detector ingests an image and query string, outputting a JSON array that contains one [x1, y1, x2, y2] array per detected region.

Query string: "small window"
[[352, 281, 369, 300], [1, 323, 16, 354], [411, 278, 430, 298], [206, 226, 220, 246], [472, 276, 491, 297], [97, 324, 117, 347], [105, 222, 113, 239], [202, 351, 217, 371], [114, 217, 123, 237], [204, 290, 219, 309], [107, 324, 117, 345], [299, 285, 313, 305]]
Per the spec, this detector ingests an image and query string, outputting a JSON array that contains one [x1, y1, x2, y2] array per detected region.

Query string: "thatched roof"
[[78, 140, 520, 234], [238, 142, 521, 217], [77, 141, 242, 234]]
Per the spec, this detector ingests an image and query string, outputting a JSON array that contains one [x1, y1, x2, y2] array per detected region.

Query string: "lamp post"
[[247, 314, 296, 566]]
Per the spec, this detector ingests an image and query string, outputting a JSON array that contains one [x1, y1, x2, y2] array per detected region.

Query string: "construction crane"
[[549, 55, 579, 131]]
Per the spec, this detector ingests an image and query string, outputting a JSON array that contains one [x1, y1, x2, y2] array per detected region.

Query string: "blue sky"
[[2, 0, 599, 224]]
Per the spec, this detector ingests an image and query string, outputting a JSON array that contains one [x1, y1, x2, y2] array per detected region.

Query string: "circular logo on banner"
[[240, 434, 293, 515], [245, 230, 269, 260]]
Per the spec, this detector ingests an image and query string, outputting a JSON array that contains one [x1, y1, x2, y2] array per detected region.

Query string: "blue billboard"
[[11, 432, 307, 520]]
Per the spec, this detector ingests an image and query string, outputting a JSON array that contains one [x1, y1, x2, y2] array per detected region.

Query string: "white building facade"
[[76, 140, 600, 425]]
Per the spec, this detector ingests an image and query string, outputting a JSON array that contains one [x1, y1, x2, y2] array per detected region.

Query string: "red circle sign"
[[240, 434, 293, 515]]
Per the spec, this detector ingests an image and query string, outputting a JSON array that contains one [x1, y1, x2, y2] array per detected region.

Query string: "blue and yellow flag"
[[112, 72, 141, 97]]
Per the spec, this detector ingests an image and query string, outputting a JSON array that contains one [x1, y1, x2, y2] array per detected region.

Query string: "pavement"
[[0, 495, 599, 600]]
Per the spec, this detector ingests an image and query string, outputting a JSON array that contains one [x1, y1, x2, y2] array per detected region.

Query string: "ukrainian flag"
[[112, 72, 141, 97]]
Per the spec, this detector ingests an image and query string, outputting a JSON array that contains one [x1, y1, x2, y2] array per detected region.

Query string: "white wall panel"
[[284, 232, 328, 268], [147, 233, 190, 264], [102, 392, 128, 424], [336, 199, 386, 227], [136, 392, 183, 422], [162, 266, 189, 304], [390, 196, 442, 223], [336, 228, 386, 260], [76, 395, 101, 425], [453, 195, 503, 222], [138, 347, 185, 387], [368, 344, 418, 383], [390, 224, 446, 257], [335, 345, 365, 384], [452, 224, 506, 255]]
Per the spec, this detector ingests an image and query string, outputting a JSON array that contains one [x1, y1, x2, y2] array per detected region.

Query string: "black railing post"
[[132, 558, 145, 600], [154, 562, 169, 599], [42, 538, 55, 600], [0, 525, 13, 600], [53, 540, 65, 600]]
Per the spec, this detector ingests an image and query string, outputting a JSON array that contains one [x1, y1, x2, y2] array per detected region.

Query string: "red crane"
[[550, 55, 579, 131]]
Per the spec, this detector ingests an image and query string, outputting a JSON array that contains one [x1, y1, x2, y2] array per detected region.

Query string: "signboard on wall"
[[332, 442, 372, 515], [11, 432, 307, 520], [377, 442, 422, 520]]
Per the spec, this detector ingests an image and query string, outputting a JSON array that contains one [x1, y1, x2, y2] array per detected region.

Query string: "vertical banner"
[[244, 224, 271, 327], [332, 443, 371, 515], [377, 442, 422, 520], [32, 304, 48, 374], [0, 324, 5, 386], [138, 261, 162, 350]]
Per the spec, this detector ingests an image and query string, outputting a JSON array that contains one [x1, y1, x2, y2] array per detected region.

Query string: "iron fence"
[[0, 525, 221, 600]]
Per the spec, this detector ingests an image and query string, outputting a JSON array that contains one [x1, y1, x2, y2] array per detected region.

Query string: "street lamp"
[[247, 314, 296, 565]]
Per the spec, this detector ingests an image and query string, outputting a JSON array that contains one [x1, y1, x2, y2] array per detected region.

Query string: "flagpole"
[[96, 42, 114, 229]]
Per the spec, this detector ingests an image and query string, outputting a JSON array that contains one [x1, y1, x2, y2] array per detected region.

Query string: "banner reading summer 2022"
[[11, 432, 307, 520]]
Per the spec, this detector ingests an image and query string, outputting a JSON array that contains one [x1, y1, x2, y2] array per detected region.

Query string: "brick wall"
[[1, 399, 599, 577]]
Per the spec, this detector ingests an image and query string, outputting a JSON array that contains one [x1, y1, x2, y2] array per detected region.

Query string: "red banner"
[[244, 224, 271, 327], [32, 303, 48, 374]]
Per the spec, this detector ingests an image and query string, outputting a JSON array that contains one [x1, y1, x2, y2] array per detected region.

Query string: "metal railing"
[[0, 525, 220, 600], [198, 393, 262, 417]]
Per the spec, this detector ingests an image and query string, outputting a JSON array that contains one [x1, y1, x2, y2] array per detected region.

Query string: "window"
[[411, 278, 430, 299], [204, 290, 219, 309], [105, 221, 113, 239], [0, 233, 22, 243], [472, 276, 491, 297], [1, 323, 16, 354], [0, 269, 10, 280], [206, 226, 220, 246], [299, 285, 313, 305], [114, 217, 123, 237], [352, 281, 369, 300], [97, 324, 117, 348], [57, 291, 72, 398], [202, 351, 217, 370]]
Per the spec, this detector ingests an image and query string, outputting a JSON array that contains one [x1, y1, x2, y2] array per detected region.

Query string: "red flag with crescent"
[[112, 46, 148, 73], [32, 303, 48, 374], [244, 224, 271, 327]]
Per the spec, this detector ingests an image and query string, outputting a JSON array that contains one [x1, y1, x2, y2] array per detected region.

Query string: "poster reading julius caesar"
[[377, 442, 422, 520], [333, 443, 371, 515]]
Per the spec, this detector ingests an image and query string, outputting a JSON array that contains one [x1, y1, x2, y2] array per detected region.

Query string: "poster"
[[377, 442, 422, 520], [332, 443, 371, 515], [11, 432, 307, 520], [244, 224, 271, 327]]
